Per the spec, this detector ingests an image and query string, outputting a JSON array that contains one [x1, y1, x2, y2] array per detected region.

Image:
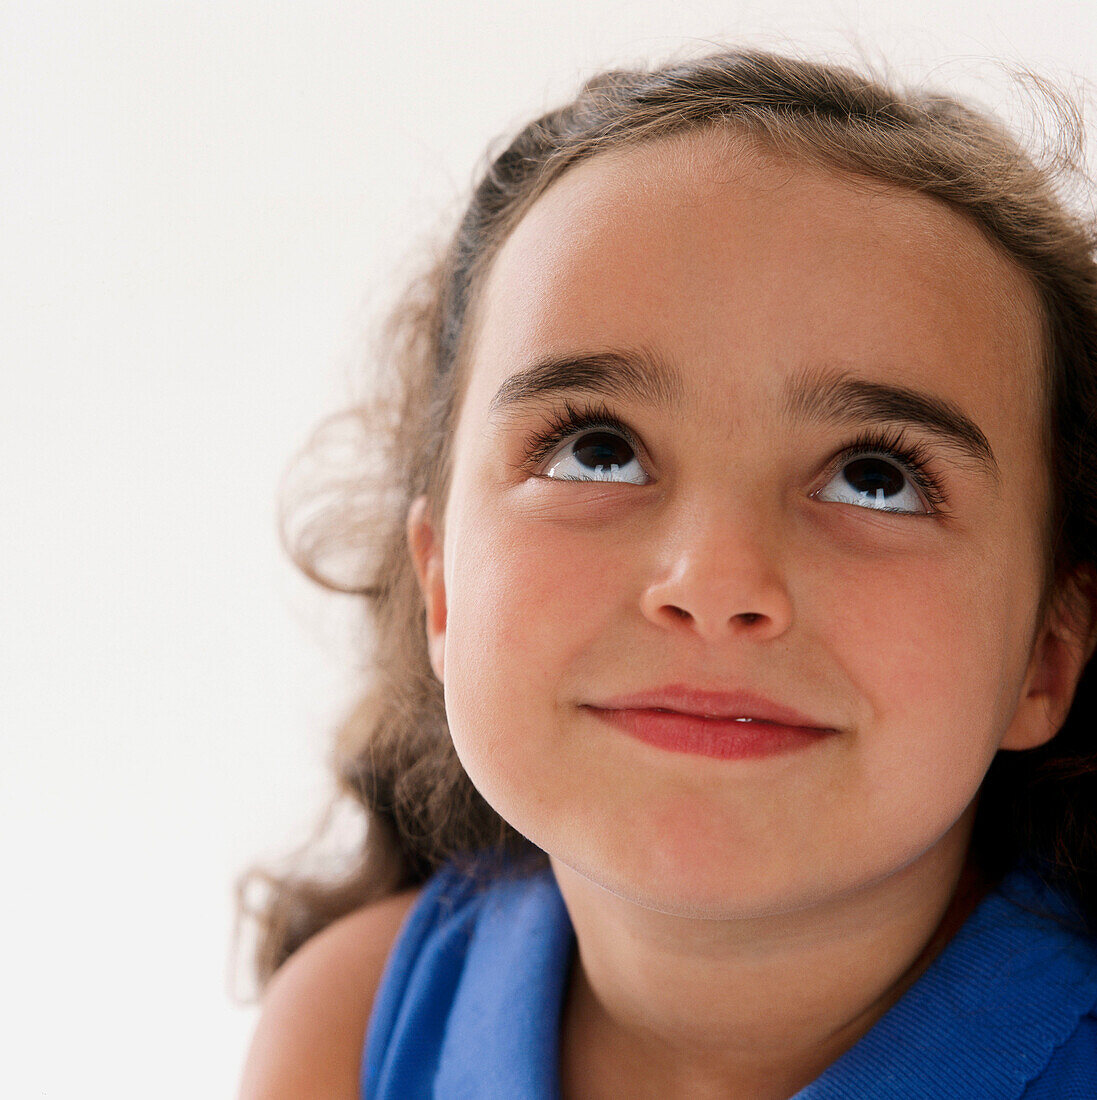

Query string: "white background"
[[4, 1, 1096, 1096]]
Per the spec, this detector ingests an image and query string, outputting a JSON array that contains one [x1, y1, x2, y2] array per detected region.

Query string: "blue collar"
[[799, 869, 1097, 1097], [369, 864, 1097, 1098]]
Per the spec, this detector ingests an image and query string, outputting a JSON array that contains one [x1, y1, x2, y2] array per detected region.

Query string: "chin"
[[548, 832, 837, 920]]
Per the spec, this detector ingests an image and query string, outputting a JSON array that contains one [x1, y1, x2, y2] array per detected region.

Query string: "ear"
[[406, 495, 447, 683], [1000, 570, 1097, 751]]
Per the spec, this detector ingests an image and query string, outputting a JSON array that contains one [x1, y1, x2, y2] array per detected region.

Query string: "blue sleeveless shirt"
[[362, 861, 1097, 1098]]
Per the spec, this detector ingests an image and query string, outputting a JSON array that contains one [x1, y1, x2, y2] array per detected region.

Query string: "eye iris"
[[573, 431, 633, 472], [844, 457, 904, 498]]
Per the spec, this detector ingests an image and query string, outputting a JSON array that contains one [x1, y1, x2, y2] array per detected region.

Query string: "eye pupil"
[[574, 432, 633, 472], [844, 457, 904, 498]]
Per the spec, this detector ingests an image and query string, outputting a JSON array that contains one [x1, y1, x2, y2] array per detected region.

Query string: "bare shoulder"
[[237, 887, 422, 1100]]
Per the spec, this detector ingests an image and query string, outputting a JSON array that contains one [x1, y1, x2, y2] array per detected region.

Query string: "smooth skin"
[[405, 130, 1097, 1097], [240, 129, 1097, 1098], [237, 888, 419, 1099]]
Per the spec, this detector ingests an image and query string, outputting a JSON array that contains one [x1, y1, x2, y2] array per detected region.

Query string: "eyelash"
[[523, 398, 640, 470], [521, 399, 951, 515]]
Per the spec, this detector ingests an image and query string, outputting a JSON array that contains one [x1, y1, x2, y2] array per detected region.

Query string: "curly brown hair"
[[233, 45, 1097, 996]]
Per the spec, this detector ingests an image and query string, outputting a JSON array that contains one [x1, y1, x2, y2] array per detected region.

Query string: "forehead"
[[459, 127, 1045, 458]]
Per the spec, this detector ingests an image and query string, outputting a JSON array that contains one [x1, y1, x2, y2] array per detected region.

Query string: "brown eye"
[[544, 430, 649, 484], [814, 452, 927, 514], [843, 457, 906, 498]]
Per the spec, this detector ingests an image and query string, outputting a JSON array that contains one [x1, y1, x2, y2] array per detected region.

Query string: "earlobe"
[[1000, 575, 1097, 752], [406, 495, 447, 682]]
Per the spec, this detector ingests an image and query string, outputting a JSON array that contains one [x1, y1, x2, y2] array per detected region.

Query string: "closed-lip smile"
[[581, 683, 838, 761], [587, 683, 837, 730]]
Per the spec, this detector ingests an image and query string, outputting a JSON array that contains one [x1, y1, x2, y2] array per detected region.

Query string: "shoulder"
[[237, 887, 422, 1100]]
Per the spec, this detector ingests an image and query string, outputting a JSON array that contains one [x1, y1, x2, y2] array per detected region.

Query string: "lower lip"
[[587, 708, 834, 760]]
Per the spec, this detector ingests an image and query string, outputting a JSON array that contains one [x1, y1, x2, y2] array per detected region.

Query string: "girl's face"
[[409, 131, 1087, 916]]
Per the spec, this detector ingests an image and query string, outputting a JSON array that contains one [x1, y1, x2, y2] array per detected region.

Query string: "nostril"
[[737, 612, 763, 625]]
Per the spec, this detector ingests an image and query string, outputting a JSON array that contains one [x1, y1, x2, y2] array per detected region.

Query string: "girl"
[[237, 47, 1097, 1098]]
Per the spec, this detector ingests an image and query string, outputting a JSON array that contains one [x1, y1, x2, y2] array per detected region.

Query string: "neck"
[[554, 832, 988, 1099]]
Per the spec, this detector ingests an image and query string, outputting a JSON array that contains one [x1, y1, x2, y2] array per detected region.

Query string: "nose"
[[638, 507, 794, 644]]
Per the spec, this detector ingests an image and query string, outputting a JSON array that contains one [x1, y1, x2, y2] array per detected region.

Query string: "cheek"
[[440, 507, 616, 792], [450, 515, 611, 653], [817, 537, 1037, 775]]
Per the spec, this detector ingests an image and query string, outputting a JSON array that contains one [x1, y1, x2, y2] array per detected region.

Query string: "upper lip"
[[587, 683, 836, 730]]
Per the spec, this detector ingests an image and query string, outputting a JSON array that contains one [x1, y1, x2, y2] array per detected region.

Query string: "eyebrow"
[[782, 366, 999, 481], [488, 349, 999, 481], [488, 348, 685, 416]]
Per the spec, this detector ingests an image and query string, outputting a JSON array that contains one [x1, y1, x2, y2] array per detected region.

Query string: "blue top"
[[362, 860, 1097, 1098]]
